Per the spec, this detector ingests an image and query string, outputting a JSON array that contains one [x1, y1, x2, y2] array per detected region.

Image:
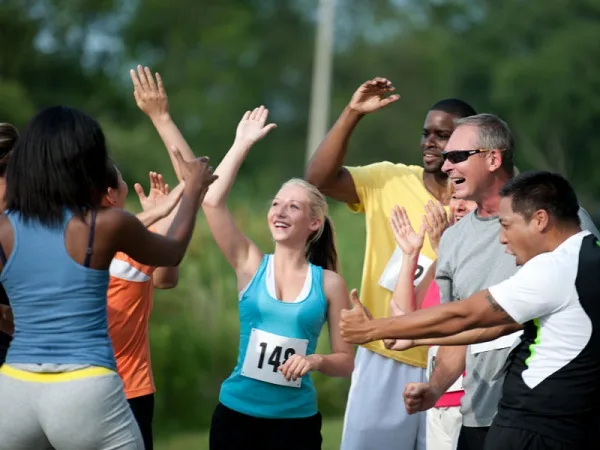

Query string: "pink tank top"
[[421, 280, 464, 408]]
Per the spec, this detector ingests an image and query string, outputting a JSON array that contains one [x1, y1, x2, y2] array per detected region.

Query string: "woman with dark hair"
[[0, 123, 18, 364], [0, 106, 216, 450], [203, 106, 354, 450], [102, 66, 196, 450]]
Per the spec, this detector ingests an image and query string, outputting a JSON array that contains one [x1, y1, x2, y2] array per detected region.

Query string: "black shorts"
[[457, 425, 490, 450], [484, 423, 583, 450], [128, 393, 154, 450], [209, 402, 322, 450]]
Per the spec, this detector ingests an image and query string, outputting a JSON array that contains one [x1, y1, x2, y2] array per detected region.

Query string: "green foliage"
[[1, 0, 600, 439]]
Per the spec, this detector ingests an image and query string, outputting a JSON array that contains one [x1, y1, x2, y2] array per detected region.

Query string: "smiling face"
[[498, 195, 547, 266], [449, 195, 477, 223], [420, 110, 456, 173], [268, 182, 323, 246], [441, 124, 499, 201]]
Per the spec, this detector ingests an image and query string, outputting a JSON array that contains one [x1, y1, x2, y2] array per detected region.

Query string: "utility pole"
[[305, 0, 335, 163]]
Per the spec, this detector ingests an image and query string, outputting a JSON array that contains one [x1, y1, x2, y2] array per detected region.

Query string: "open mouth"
[[451, 177, 466, 185], [274, 221, 290, 229]]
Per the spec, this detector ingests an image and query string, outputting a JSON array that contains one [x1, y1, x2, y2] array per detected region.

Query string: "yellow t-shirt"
[[347, 161, 439, 368]]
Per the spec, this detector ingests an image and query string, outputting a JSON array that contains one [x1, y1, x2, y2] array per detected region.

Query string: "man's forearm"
[[414, 323, 523, 347], [429, 345, 466, 394], [368, 303, 470, 341]]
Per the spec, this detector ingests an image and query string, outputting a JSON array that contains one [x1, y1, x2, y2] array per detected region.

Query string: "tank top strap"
[[310, 262, 324, 289], [83, 209, 97, 268], [0, 244, 6, 266]]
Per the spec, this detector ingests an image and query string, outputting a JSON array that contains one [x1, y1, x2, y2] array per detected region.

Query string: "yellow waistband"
[[0, 365, 114, 383]]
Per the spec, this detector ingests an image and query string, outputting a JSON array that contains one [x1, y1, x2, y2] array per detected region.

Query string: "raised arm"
[[130, 65, 195, 181], [304, 78, 400, 203], [279, 271, 354, 381], [389, 206, 428, 314], [112, 151, 216, 268], [133, 172, 183, 288], [201, 106, 275, 283]]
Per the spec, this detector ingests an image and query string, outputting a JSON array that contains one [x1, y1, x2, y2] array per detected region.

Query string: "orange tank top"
[[107, 252, 156, 399]]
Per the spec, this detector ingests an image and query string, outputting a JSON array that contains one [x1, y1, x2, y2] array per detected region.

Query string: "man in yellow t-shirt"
[[305, 77, 476, 450]]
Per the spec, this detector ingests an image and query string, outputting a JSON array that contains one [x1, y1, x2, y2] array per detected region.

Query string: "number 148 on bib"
[[241, 328, 309, 388]]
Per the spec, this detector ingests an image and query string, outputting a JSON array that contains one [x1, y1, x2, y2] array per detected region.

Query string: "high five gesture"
[[130, 64, 196, 181], [348, 77, 400, 115]]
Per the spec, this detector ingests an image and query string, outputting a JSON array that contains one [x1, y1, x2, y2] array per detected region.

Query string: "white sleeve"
[[487, 254, 567, 324]]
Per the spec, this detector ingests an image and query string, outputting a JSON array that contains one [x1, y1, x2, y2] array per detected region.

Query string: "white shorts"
[[426, 407, 462, 450], [341, 347, 427, 450]]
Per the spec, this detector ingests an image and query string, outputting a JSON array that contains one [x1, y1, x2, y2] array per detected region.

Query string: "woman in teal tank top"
[[203, 106, 355, 450]]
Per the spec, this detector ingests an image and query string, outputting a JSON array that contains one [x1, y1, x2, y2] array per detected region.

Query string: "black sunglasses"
[[441, 149, 491, 164]]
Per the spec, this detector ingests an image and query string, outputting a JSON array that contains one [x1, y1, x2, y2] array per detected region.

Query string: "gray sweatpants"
[[0, 364, 144, 450]]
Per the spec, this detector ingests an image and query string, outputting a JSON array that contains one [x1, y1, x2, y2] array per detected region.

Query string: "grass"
[[156, 417, 344, 450]]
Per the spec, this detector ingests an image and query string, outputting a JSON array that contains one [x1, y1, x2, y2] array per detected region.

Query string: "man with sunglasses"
[[400, 114, 599, 450], [305, 77, 476, 450]]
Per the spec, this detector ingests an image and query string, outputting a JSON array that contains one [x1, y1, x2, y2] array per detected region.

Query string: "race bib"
[[241, 328, 308, 388], [427, 346, 463, 392], [470, 330, 523, 355], [379, 247, 434, 292]]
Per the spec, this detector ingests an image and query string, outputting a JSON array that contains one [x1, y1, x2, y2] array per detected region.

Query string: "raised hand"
[[390, 205, 426, 257], [423, 200, 450, 255], [134, 171, 184, 220], [170, 147, 218, 201], [135, 171, 170, 212], [348, 78, 400, 114], [130, 65, 169, 121], [235, 106, 277, 145]]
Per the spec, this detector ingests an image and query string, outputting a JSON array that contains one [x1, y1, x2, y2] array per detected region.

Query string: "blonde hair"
[[280, 178, 339, 272]]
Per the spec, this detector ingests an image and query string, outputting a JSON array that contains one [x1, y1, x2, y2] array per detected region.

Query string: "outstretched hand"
[[423, 200, 450, 255], [130, 65, 169, 121], [235, 106, 277, 145], [348, 78, 400, 114], [170, 147, 218, 201], [339, 289, 376, 345], [135, 172, 171, 212], [134, 171, 184, 220], [390, 205, 426, 257]]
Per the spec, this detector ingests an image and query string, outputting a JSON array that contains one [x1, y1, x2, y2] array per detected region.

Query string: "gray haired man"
[[402, 114, 599, 450]]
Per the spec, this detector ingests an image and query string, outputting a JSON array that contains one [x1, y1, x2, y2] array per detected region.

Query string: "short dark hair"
[[430, 98, 476, 119], [500, 170, 580, 226], [5, 106, 111, 227]]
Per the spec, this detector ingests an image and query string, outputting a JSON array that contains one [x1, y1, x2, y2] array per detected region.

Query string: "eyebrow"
[[273, 198, 302, 204]]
